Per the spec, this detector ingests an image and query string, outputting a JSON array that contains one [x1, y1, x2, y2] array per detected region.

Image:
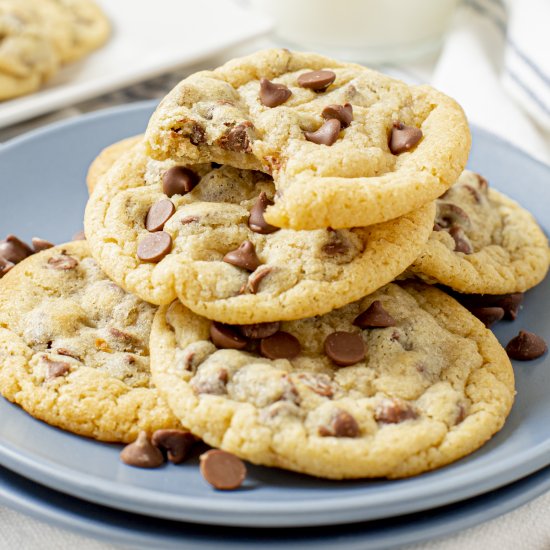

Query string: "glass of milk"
[[248, 0, 459, 63]]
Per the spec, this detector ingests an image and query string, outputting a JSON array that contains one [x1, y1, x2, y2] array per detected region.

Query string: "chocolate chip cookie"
[[149, 281, 514, 479], [145, 48, 470, 230], [84, 141, 435, 323], [0, 241, 181, 442], [410, 170, 550, 294]]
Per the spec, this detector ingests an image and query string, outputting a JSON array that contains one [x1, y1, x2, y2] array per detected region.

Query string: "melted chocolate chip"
[[189, 123, 206, 146], [137, 231, 172, 263], [223, 241, 261, 271], [297, 372, 334, 397], [259, 78, 292, 108], [436, 202, 471, 229], [238, 322, 280, 339], [145, 200, 175, 232], [248, 192, 280, 234], [210, 322, 248, 350], [324, 332, 365, 366], [321, 239, 349, 256], [240, 266, 272, 294], [389, 121, 423, 154], [151, 429, 197, 464], [375, 399, 418, 424], [505, 330, 547, 360], [47, 254, 78, 270], [162, 166, 199, 197], [219, 122, 253, 153], [321, 103, 353, 128], [304, 119, 341, 146], [260, 331, 301, 360], [354, 301, 396, 328], [120, 431, 164, 468], [200, 449, 247, 490], [297, 70, 336, 91], [449, 226, 473, 254], [318, 409, 360, 438], [43, 357, 71, 380], [471, 307, 505, 328]]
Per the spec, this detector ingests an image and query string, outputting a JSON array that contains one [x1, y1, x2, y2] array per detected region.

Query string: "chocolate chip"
[[200, 449, 246, 490], [476, 174, 489, 192], [47, 253, 78, 270], [0, 257, 14, 277], [219, 122, 253, 153], [210, 322, 248, 350], [190, 123, 206, 146], [318, 409, 360, 438], [137, 231, 172, 262], [495, 293, 524, 320], [260, 331, 301, 360], [120, 431, 164, 468], [0, 235, 33, 264], [297, 70, 336, 91], [162, 166, 199, 197], [463, 185, 483, 203], [436, 202, 471, 229], [248, 192, 280, 234], [181, 215, 200, 225], [304, 119, 341, 146], [446, 291, 524, 321], [321, 240, 348, 256], [375, 399, 418, 423], [505, 330, 547, 360], [145, 200, 175, 232], [31, 237, 54, 252], [389, 121, 423, 154], [324, 332, 365, 366], [223, 241, 261, 271], [43, 357, 71, 380], [238, 322, 280, 339], [321, 103, 353, 128], [72, 230, 86, 241], [354, 301, 396, 328], [192, 368, 229, 395], [151, 429, 197, 464], [449, 226, 473, 254], [55, 348, 80, 360], [471, 307, 505, 328], [240, 266, 272, 294], [297, 372, 334, 397], [259, 78, 292, 108]]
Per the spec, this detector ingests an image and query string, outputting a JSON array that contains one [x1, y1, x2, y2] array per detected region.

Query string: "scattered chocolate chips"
[[471, 307, 505, 328], [210, 322, 248, 350], [151, 429, 197, 464], [47, 253, 78, 270], [389, 121, 423, 155], [223, 241, 261, 271], [324, 332, 365, 366], [354, 301, 396, 328], [259, 78, 292, 108], [162, 166, 199, 197], [260, 331, 301, 360], [238, 322, 280, 339], [297, 70, 336, 91], [448, 226, 473, 254], [137, 231, 172, 262], [0, 234, 33, 264], [446, 291, 524, 321], [304, 119, 341, 146], [145, 200, 175, 232], [319, 409, 360, 438], [321, 103, 353, 128], [374, 399, 418, 424], [43, 357, 71, 380], [248, 192, 280, 234], [31, 237, 54, 252], [436, 202, 471, 229], [240, 266, 272, 294], [120, 431, 164, 468], [200, 449, 247, 490], [219, 122, 253, 153], [496, 293, 524, 320], [505, 330, 547, 360]]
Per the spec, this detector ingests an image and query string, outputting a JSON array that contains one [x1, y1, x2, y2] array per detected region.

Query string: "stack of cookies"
[[1, 49, 548, 484]]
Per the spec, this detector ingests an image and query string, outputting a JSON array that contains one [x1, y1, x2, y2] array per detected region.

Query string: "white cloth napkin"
[[431, 0, 550, 164]]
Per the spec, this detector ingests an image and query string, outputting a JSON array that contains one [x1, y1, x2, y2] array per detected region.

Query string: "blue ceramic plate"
[[0, 102, 549, 528]]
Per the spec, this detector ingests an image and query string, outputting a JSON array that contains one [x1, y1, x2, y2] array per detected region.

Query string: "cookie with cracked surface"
[[145, 48, 470, 230], [87, 134, 142, 194], [0, 241, 181, 443], [149, 281, 514, 479], [410, 170, 550, 294], [84, 141, 435, 323]]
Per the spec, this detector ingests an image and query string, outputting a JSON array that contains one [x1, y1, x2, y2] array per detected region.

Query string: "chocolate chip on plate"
[[389, 121, 423, 154], [137, 231, 172, 262], [470, 307, 505, 328], [200, 449, 247, 490], [162, 166, 199, 197], [354, 300, 396, 328], [248, 192, 280, 234], [0, 234, 33, 264], [324, 331, 366, 366], [304, 119, 341, 146], [145, 199, 175, 232], [318, 409, 360, 438], [152, 429, 197, 464], [238, 322, 280, 339], [505, 330, 547, 360], [259, 78, 292, 108], [321, 103, 353, 128], [494, 293, 524, 320], [260, 331, 301, 360], [223, 241, 261, 271], [31, 237, 54, 252], [210, 322, 248, 350], [297, 70, 336, 91], [120, 431, 165, 468]]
